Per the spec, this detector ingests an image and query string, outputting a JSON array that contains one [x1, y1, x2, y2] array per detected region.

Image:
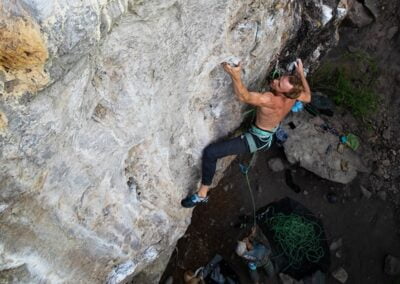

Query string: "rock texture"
[[332, 267, 348, 283], [345, 0, 374, 28], [283, 111, 368, 184], [0, 0, 347, 283], [268, 157, 285, 172], [384, 255, 400, 276], [0, 5, 49, 97]]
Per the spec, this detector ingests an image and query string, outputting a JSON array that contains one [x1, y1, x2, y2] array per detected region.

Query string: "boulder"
[[330, 238, 343, 251], [384, 255, 400, 276], [364, 0, 379, 19], [279, 273, 304, 284], [346, 0, 374, 28], [332, 267, 348, 283], [268, 157, 285, 172], [387, 26, 399, 40], [283, 112, 369, 184], [377, 191, 387, 201], [360, 185, 372, 199]]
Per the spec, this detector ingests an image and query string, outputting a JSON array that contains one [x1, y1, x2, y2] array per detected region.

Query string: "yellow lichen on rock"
[[0, 111, 8, 133], [0, 13, 49, 97]]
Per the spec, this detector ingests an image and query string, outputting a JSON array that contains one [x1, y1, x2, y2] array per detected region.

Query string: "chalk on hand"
[[287, 61, 296, 72], [223, 56, 241, 67]]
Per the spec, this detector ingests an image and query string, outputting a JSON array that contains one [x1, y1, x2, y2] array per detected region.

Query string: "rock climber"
[[236, 226, 275, 284], [181, 59, 311, 208]]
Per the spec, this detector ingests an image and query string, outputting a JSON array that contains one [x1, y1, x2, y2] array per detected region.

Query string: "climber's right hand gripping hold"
[[222, 62, 242, 78]]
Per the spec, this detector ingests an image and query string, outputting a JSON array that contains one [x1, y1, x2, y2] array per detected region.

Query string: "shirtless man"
[[181, 59, 311, 208]]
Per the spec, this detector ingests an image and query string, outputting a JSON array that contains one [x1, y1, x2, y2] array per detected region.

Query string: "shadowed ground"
[[162, 145, 400, 283]]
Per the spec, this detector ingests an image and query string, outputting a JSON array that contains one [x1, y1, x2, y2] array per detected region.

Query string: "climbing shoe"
[[181, 193, 209, 208]]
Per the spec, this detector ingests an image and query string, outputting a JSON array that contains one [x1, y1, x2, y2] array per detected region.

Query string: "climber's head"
[[270, 75, 304, 99]]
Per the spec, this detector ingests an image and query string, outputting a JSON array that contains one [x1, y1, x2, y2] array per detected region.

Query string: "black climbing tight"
[[201, 136, 249, 186]]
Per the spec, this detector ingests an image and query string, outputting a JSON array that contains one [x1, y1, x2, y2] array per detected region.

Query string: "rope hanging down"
[[239, 153, 258, 228]]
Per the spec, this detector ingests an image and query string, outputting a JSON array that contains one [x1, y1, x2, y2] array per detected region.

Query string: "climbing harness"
[[240, 124, 278, 225], [243, 125, 278, 153]]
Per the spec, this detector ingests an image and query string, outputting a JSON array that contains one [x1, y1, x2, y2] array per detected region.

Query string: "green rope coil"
[[266, 213, 325, 270]]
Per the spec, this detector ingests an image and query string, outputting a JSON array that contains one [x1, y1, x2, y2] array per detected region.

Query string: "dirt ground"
[[160, 145, 400, 284], [161, 1, 400, 283]]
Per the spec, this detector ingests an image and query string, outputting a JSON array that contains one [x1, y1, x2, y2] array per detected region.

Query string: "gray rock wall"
[[0, 0, 347, 283]]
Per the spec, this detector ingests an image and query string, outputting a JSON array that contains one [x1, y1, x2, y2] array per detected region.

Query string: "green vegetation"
[[311, 51, 380, 120]]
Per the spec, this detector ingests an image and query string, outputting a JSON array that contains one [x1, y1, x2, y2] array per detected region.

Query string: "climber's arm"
[[295, 59, 311, 103], [222, 63, 273, 107]]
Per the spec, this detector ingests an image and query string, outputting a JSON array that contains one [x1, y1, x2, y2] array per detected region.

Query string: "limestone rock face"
[[0, 0, 347, 283], [0, 5, 49, 97]]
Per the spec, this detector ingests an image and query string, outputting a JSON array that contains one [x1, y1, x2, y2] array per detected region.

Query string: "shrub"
[[311, 51, 380, 120]]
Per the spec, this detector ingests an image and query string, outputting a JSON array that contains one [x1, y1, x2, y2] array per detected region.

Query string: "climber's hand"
[[294, 58, 304, 76], [222, 62, 242, 77]]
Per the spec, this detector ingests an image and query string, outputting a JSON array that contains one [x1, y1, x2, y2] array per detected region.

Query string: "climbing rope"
[[271, 59, 282, 79], [266, 212, 325, 271], [236, 60, 295, 228], [238, 62, 282, 224], [239, 153, 258, 228]]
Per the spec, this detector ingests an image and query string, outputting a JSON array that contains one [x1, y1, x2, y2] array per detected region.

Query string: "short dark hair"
[[284, 75, 304, 99]]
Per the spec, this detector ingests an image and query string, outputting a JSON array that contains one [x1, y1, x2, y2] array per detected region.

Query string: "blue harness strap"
[[244, 125, 278, 153]]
